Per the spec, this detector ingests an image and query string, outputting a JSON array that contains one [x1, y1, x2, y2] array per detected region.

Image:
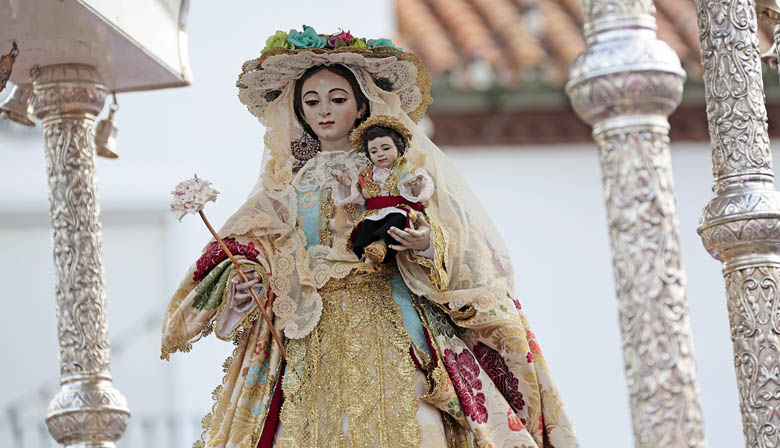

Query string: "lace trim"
[[237, 48, 432, 123]]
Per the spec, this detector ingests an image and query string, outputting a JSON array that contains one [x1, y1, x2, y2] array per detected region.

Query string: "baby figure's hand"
[[331, 171, 352, 186], [406, 175, 424, 197]]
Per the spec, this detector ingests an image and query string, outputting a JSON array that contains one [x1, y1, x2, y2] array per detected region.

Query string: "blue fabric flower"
[[287, 25, 327, 49], [367, 38, 396, 48]]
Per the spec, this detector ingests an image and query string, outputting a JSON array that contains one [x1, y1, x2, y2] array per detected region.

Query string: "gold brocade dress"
[[274, 180, 449, 447], [160, 150, 578, 448], [278, 271, 422, 447]]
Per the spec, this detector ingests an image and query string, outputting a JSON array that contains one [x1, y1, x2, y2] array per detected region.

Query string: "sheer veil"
[[217, 53, 518, 339]]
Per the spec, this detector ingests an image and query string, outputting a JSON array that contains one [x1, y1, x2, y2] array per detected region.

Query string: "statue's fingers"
[[390, 229, 413, 245], [388, 244, 409, 252], [237, 278, 259, 290]]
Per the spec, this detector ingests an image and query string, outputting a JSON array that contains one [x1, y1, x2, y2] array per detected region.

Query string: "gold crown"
[[350, 115, 414, 151]]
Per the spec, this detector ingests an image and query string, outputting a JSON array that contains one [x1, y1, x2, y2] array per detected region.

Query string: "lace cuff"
[[412, 226, 435, 260], [399, 168, 434, 203]]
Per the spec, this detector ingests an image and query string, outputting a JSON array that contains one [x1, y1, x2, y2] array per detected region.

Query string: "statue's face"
[[367, 136, 399, 169], [300, 69, 364, 147]]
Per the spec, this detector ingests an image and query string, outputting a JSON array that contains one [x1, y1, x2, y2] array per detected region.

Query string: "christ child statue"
[[333, 115, 434, 265]]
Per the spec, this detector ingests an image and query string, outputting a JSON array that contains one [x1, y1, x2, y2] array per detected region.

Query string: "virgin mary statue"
[[161, 25, 580, 448]]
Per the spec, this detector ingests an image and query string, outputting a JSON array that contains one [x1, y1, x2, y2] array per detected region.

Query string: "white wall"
[[0, 1, 751, 446]]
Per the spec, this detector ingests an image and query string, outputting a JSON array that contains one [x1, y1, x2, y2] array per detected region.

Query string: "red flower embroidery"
[[526, 330, 542, 355], [474, 342, 525, 412], [526, 352, 533, 363], [507, 409, 525, 431], [443, 348, 488, 424], [513, 298, 522, 311], [193, 238, 260, 282]]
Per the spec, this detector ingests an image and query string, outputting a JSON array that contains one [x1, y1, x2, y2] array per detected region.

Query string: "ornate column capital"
[[33, 63, 129, 447], [567, 17, 685, 131], [33, 64, 106, 119]]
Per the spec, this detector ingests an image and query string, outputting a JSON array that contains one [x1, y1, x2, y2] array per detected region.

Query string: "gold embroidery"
[[360, 156, 407, 199], [278, 269, 422, 447], [405, 211, 449, 291], [360, 164, 381, 198], [318, 188, 335, 247], [412, 295, 469, 429]]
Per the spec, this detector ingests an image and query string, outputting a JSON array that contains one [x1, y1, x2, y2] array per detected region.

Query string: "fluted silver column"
[[33, 64, 130, 447], [566, 2, 706, 447], [696, 1, 780, 446]]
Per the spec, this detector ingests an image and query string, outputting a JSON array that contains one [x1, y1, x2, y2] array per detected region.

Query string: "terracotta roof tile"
[[395, 0, 460, 72], [395, 0, 777, 89]]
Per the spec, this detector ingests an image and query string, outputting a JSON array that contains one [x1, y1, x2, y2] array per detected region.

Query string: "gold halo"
[[350, 115, 414, 151]]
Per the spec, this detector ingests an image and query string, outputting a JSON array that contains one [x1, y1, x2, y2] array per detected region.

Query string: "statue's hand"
[[388, 221, 431, 252], [231, 270, 263, 308]]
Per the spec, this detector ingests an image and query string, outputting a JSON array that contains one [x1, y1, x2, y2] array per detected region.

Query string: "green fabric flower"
[[287, 25, 327, 49], [367, 38, 396, 48], [263, 30, 293, 52], [348, 38, 368, 48]]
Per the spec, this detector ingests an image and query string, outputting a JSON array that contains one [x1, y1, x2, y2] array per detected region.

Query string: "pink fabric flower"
[[193, 238, 260, 282], [474, 342, 525, 412], [443, 348, 488, 424], [328, 30, 354, 48]]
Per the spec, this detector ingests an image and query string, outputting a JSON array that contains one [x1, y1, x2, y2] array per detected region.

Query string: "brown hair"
[[363, 126, 407, 158]]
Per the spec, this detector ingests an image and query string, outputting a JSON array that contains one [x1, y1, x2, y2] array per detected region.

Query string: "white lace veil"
[[218, 53, 517, 339]]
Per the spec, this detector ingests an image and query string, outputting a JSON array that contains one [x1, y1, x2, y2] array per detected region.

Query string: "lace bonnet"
[[236, 26, 432, 124]]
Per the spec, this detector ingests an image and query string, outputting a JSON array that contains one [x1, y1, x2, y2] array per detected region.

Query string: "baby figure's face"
[[367, 136, 399, 169]]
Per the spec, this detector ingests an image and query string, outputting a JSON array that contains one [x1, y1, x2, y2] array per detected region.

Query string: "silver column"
[[34, 64, 130, 447], [566, 2, 706, 447], [696, 1, 780, 446]]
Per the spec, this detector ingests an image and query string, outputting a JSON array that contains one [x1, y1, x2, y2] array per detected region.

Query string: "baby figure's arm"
[[332, 170, 365, 206], [399, 168, 434, 203]]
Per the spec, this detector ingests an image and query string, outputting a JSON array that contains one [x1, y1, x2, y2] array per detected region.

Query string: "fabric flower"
[[263, 30, 293, 52], [474, 342, 526, 412], [193, 238, 260, 282], [527, 330, 542, 355], [170, 175, 219, 221], [328, 30, 354, 49], [443, 348, 488, 424], [349, 38, 368, 48], [287, 25, 327, 49], [507, 410, 526, 431], [367, 38, 396, 48]]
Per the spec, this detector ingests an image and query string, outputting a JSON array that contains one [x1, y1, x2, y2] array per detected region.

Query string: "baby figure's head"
[[350, 115, 413, 169]]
